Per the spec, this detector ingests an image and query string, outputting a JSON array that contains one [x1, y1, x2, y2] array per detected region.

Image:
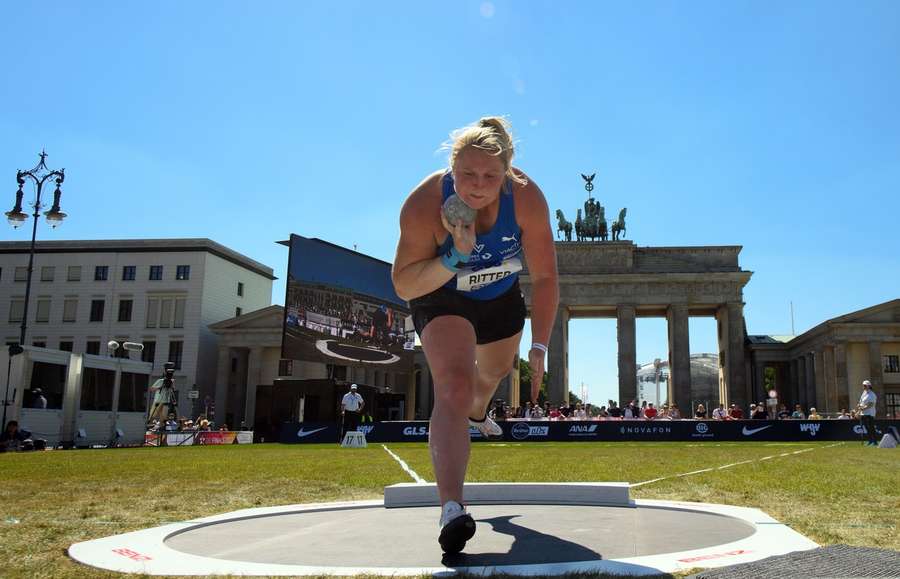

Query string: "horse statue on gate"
[[578, 197, 608, 241], [612, 207, 627, 240], [555, 209, 573, 241], [575, 209, 585, 242]]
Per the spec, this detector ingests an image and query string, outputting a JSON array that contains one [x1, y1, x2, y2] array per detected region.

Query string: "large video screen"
[[282, 234, 414, 369]]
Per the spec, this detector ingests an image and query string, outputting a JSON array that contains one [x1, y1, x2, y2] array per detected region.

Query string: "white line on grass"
[[382, 444, 427, 484], [630, 442, 845, 488]]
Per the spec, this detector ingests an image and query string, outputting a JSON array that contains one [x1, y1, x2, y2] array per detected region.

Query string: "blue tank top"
[[437, 171, 523, 300]]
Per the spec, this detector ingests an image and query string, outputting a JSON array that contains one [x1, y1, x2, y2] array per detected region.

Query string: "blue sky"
[[2, 1, 898, 406]]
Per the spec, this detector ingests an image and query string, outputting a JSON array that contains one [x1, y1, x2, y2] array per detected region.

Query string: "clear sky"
[[2, 1, 898, 406]]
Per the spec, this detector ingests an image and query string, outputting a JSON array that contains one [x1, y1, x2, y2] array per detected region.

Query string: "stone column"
[[867, 340, 887, 417], [617, 305, 637, 406], [813, 349, 826, 411], [834, 342, 849, 411], [726, 303, 748, 410], [215, 346, 231, 423], [789, 359, 799, 408], [823, 344, 836, 413], [796, 356, 808, 409], [244, 347, 264, 426], [752, 360, 765, 406], [666, 304, 691, 410], [804, 353, 815, 409], [548, 306, 569, 404]]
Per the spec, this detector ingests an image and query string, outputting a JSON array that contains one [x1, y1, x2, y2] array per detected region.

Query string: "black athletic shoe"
[[438, 512, 476, 554]]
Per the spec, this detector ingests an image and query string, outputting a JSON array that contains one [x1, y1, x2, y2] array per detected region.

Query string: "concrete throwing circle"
[[68, 498, 817, 576]]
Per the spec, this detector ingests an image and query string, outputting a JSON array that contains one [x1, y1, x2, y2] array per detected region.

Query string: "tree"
[[517, 357, 549, 405]]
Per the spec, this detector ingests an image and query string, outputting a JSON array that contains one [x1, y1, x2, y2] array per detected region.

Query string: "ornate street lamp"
[[6, 150, 67, 347]]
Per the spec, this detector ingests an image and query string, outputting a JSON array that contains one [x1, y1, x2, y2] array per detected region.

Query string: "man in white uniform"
[[341, 384, 365, 438], [857, 379, 878, 446]]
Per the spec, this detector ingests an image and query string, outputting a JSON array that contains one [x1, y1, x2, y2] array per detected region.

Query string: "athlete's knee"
[[433, 372, 475, 410], [477, 364, 512, 387]]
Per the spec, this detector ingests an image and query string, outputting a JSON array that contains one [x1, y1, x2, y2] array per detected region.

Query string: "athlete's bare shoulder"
[[509, 168, 550, 228]]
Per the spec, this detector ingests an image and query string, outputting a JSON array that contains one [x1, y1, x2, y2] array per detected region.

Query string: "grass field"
[[1, 440, 897, 578]]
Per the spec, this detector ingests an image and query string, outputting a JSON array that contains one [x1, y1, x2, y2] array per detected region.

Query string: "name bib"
[[456, 257, 522, 292]]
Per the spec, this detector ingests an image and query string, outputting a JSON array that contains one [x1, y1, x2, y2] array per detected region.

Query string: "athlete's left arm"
[[515, 174, 559, 399]]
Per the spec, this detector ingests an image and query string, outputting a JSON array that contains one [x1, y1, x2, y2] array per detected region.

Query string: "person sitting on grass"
[[808, 407, 822, 420], [0, 420, 31, 452]]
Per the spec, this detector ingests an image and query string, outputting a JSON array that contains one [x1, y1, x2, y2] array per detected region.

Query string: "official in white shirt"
[[857, 380, 878, 446], [341, 384, 365, 436]]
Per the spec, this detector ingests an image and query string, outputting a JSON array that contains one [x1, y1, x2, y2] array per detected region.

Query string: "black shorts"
[[409, 280, 526, 345]]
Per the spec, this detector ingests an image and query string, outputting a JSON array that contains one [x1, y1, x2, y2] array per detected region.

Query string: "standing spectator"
[[640, 400, 648, 418], [791, 404, 806, 419], [572, 402, 587, 420], [712, 404, 727, 420], [808, 407, 822, 420], [522, 401, 534, 419], [777, 404, 791, 420], [694, 404, 707, 419], [341, 383, 365, 437], [644, 403, 658, 420], [751, 404, 768, 420], [530, 404, 544, 420], [856, 380, 878, 446], [30, 388, 48, 409], [728, 403, 744, 419], [597, 405, 609, 418], [608, 401, 622, 418], [623, 402, 635, 419], [669, 404, 682, 420]]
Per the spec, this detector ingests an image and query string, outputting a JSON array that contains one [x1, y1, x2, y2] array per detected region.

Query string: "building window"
[[146, 298, 159, 328], [40, 266, 55, 282], [118, 299, 133, 322], [230, 357, 237, 373], [89, 300, 105, 322], [86, 341, 101, 355], [8, 300, 24, 323], [142, 341, 156, 364], [14, 267, 27, 282], [58, 341, 74, 352], [95, 266, 109, 281], [32, 341, 46, 348], [886, 393, 900, 420], [159, 299, 173, 328], [278, 359, 293, 376], [122, 266, 136, 281], [149, 265, 163, 281], [173, 298, 185, 328], [63, 299, 78, 323], [237, 282, 244, 297], [167, 340, 183, 370], [67, 266, 81, 281], [176, 265, 190, 280], [35, 299, 50, 323], [235, 307, 242, 317], [884, 355, 900, 374]]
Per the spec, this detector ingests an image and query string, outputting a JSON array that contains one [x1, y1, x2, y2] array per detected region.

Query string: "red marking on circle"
[[678, 549, 750, 563], [112, 548, 153, 561]]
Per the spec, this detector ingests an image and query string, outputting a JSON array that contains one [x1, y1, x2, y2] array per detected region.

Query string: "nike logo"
[[297, 427, 328, 438], [501, 234, 518, 243], [742, 425, 773, 436]]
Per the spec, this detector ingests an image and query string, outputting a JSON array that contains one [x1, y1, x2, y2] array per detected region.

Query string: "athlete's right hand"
[[441, 213, 475, 256]]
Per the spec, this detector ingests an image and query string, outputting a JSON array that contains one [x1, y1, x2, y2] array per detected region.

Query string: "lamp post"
[[2, 151, 67, 428], [6, 150, 68, 346]]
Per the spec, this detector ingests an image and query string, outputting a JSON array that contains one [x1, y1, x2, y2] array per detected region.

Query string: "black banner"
[[280, 419, 900, 444]]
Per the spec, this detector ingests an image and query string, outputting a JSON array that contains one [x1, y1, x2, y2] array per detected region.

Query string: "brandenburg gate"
[[519, 241, 753, 411]]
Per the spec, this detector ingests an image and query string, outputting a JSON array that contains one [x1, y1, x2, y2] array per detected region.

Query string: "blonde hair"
[[446, 116, 527, 186]]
